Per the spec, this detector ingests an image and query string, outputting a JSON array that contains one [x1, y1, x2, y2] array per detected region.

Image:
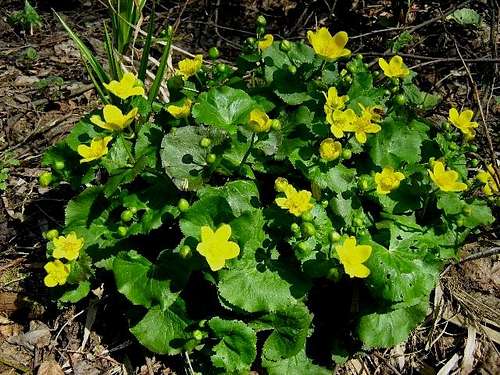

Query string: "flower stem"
[[238, 132, 256, 173]]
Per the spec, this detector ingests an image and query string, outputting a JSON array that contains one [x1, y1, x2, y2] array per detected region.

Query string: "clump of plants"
[[40, 7, 497, 373], [8, 0, 42, 35]]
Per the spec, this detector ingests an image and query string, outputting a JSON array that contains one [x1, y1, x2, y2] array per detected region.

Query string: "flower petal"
[[103, 104, 124, 125], [215, 224, 232, 242], [333, 31, 348, 48], [448, 108, 460, 125]]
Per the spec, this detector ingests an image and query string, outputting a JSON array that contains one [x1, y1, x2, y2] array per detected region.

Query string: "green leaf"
[[192, 86, 255, 133], [463, 199, 495, 228], [130, 301, 191, 355], [437, 193, 464, 215], [365, 236, 441, 305], [198, 180, 260, 216], [262, 349, 330, 375], [402, 83, 441, 110], [358, 301, 428, 348], [179, 195, 234, 239], [262, 303, 312, 361], [391, 31, 413, 53], [309, 164, 356, 193], [369, 116, 429, 168], [347, 69, 386, 109], [329, 192, 364, 227], [103, 155, 148, 198], [447, 8, 481, 27], [180, 180, 262, 245], [272, 70, 312, 105], [209, 318, 257, 373], [122, 179, 179, 235], [287, 42, 315, 66], [160, 126, 207, 191], [112, 250, 183, 310], [217, 259, 292, 314], [59, 281, 91, 303], [135, 122, 163, 168], [65, 186, 111, 247]]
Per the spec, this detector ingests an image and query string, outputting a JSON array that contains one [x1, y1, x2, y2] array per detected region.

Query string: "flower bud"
[[180, 245, 192, 258], [200, 137, 211, 148], [117, 226, 128, 237], [280, 40, 292, 52], [45, 229, 59, 241], [274, 177, 289, 192], [208, 46, 219, 59], [177, 198, 190, 212], [39, 171, 53, 187], [256, 15, 267, 27]]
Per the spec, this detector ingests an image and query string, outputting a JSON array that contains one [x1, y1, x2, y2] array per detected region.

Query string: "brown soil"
[[1, 0, 499, 374]]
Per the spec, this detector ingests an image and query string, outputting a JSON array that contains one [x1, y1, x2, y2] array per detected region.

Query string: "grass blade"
[[103, 22, 122, 80], [147, 26, 173, 105], [54, 11, 109, 90], [138, 1, 155, 82]]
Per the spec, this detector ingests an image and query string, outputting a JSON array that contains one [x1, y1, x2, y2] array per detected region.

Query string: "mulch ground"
[[0, 0, 499, 374]]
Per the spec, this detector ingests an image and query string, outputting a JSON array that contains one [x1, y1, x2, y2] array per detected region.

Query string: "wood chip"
[[37, 359, 64, 375]]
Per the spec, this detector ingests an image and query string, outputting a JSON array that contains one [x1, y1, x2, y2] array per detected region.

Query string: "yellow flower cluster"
[[275, 178, 314, 217], [78, 71, 144, 163], [44, 232, 84, 287], [326, 101, 383, 145]]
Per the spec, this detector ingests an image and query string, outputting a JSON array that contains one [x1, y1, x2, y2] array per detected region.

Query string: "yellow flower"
[[258, 34, 274, 50], [104, 72, 145, 100], [77, 136, 113, 163], [327, 108, 356, 138], [324, 87, 349, 115], [196, 224, 240, 271], [336, 237, 372, 278], [319, 138, 342, 161], [448, 108, 479, 139], [476, 164, 499, 196], [428, 161, 467, 192], [90, 105, 138, 132], [307, 28, 351, 61], [167, 99, 192, 118], [275, 184, 314, 217], [248, 108, 272, 133], [52, 232, 83, 260], [374, 167, 405, 195], [378, 55, 410, 78], [177, 54, 203, 80], [342, 112, 382, 144], [44, 260, 70, 287]]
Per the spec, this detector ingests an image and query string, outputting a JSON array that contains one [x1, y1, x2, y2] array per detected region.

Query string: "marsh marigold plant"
[[40, 14, 496, 374]]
